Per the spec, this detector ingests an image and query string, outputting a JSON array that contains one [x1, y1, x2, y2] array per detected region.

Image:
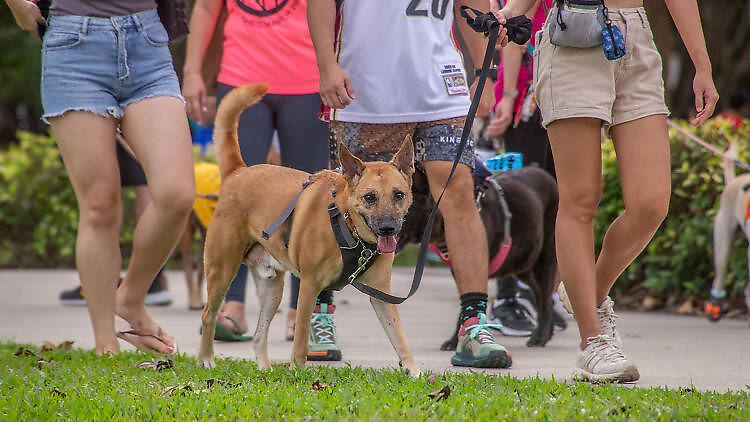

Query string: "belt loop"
[[637, 8, 646, 27], [132, 11, 144, 32], [81, 17, 89, 35]]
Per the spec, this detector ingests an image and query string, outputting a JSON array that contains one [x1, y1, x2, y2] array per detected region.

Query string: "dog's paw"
[[439, 338, 457, 351], [198, 356, 216, 368]]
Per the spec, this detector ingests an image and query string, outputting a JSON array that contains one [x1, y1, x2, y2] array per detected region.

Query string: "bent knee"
[[628, 195, 669, 227], [80, 193, 121, 228], [152, 182, 195, 216], [559, 190, 602, 223]]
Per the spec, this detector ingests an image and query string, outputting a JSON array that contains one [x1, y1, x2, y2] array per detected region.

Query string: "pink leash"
[[428, 237, 512, 276]]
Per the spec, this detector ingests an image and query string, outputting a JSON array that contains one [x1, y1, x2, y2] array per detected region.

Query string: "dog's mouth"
[[376, 235, 399, 254]]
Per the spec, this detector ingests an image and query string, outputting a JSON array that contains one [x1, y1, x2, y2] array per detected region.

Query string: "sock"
[[710, 288, 726, 299], [460, 292, 488, 322], [316, 290, 334, 306]]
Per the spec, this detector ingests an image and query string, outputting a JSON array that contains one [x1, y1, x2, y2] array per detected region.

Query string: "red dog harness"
[[429, 238, 512, 276]]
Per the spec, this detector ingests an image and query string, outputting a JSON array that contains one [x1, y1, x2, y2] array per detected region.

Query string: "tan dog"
[[198, 84, 421, 376]]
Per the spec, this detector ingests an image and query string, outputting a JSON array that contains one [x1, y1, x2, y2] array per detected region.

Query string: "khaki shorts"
[[534, 7, 669, 130]]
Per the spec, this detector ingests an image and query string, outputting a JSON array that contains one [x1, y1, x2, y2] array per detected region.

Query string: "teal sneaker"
[[307, 304, 342, 361], [451, 312, 513, 368]]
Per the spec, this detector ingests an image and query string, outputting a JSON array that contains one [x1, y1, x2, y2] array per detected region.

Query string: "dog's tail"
[[723, 141, 738, 185], [213, 83, 269, 179]]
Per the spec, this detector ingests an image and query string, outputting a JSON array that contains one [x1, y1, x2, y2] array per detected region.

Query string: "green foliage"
[[0, 132, 136, 268], [1, 342, 748, 421], [596, 119, 750, 301]]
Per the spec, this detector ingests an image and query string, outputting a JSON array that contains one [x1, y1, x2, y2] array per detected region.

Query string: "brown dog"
[[197, 84, 421, 375]]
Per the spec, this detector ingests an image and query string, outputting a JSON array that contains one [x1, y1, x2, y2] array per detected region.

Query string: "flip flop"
[[116, 316, 176, 355], [200, 316, 252, 342]]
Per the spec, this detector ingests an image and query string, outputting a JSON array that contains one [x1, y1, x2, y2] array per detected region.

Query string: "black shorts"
[[116, 141, 147, 187]]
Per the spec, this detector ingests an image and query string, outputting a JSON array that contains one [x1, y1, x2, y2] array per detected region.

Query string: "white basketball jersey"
[[323, 0, 471, 123]]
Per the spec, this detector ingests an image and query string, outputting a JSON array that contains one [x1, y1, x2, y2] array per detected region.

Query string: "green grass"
[[1, 342, 747, 421]]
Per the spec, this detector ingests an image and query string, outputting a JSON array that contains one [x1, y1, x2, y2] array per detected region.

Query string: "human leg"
[[214, 83, 276, 333], [275, 93, 339, 353], [116, 96, 194, 351], [595, 115, 670, 303], [50, 112, 121, 354]]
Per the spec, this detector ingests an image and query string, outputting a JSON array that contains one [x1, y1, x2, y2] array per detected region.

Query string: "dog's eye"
[[363, 193, 377, 204], [393, 190, 406, 201]]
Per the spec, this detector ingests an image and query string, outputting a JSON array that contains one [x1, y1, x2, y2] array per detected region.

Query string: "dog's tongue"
[[377, 235, 398, 253]]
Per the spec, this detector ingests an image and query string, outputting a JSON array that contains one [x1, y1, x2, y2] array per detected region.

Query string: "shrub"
[[597, 118, 750, 303]]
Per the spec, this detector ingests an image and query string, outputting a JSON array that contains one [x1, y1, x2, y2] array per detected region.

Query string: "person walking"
[[5, 0, 195, 355]]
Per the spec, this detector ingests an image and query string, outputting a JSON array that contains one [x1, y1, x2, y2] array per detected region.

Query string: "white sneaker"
[[573, 334, 639, 383], [597, 297, 622, 346]]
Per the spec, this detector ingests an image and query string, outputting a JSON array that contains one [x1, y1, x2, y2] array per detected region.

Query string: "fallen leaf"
[[50, 387, 66, 398], [35, 359, 49, 369], [58, 341, 74, 351], [206, 378, 240, 389], [161, 384, 193, 396], [14, 347, 37, 357], [427, 375, 437, 385], [425, 385, 451, 401], [136, 358, 174, 371], [311, 380, 327, 391], [41, 341, 56, 352], [41, 341, 74, 352]]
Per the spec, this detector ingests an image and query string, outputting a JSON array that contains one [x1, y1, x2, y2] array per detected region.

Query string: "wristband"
[[502, 89, 518, 98]]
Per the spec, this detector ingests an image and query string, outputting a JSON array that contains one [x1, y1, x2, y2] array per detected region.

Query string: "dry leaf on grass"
[[136, 358, 174, 371], [161, 384, 193, 396], [427, 375, 437, 385], [206, 378, 240, 389], [50, 387, 66, 398], [425, 385, 451, 402], [34, 359, 49, 369], [41, 341, 74, 352], [311, 380, 327, 391], [14, 347, 37, 357]]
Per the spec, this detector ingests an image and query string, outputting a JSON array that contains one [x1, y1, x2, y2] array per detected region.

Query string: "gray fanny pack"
[[548, 0, 606, 48]]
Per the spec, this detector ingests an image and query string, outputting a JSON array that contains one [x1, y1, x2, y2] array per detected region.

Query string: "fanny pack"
[[547, 0, 625, 60]]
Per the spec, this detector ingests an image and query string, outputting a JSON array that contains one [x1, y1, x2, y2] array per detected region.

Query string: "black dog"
[[397, 163, 558, 347]]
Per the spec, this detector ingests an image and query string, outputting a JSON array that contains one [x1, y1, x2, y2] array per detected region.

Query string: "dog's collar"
[[327, 197, 381, 291]]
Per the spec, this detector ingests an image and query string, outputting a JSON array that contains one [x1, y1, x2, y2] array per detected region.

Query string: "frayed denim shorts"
[[41, 8, 184, 123]]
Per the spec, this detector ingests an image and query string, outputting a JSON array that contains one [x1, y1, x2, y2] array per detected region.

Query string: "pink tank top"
[[218, 0, 319, 95]]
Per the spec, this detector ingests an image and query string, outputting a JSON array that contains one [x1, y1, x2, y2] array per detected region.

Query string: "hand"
[[7, 0, 45, 39], [318, 62, 355, 109], [470, 78, 496, 120], [691, 70, 719, 126], [182, 71, 207, 124], [492, 8, 511, 48], [486, 96, 514, 137]]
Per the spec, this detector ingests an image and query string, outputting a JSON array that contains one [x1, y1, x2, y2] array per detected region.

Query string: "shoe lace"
[[311, 312, 336, 344], [465, 313, 503, 344], [585, 335, 626, 363], [597, 299, 618, 335]]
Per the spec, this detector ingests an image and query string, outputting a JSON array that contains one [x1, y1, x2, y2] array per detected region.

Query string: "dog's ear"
[[339, 140, 365, 182], [391, 135, 414, 178]]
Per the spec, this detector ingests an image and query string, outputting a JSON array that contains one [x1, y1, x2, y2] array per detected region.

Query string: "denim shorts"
[[41, 9, 184, 123], [328, 117, 475, 170]]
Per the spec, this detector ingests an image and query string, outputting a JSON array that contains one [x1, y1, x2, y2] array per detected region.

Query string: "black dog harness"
[[262, 180, 381, 292]]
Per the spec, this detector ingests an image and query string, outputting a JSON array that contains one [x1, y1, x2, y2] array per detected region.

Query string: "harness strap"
[[262, 179, 310, 241], [328, 202, 358, 248]]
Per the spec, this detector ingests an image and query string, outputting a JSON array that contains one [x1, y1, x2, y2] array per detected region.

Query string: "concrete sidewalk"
[[1, 268, 747, 392]]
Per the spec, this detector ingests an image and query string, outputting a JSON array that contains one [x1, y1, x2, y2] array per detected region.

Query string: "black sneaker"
[[489, 298, 536, 337], [60, 286, 86, 306], [552, 308, 568, 331], [145, 274, 172, 306], [517, 287, 567, 331]]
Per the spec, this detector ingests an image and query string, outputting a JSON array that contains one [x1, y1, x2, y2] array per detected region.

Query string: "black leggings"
[[216, 83, 330, 308]]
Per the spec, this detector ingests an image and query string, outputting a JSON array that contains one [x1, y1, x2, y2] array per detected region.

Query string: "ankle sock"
[[460, 292, 488, 322], [316, 290, 334, 306]]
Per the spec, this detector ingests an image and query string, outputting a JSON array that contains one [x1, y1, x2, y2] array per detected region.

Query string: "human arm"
[[5, 0, 45, 39], [182, 0, 223, 123], [486, 43, 523, 136], [307, 0, 354, 109], [664, 0, 718, 126]]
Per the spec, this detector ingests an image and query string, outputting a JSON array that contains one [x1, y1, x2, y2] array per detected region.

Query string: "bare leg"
[[595, 115, 670, 303], [251, 268, 285, 369], [422, 161, 488, 294], [50, 112, 121, 355], [711, 197, 738, 294], [116, 97, 194, 351], [546, 118, 604, 346]]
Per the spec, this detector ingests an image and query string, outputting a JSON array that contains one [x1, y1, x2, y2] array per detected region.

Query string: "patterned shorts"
[[328, 116, 475, 170]]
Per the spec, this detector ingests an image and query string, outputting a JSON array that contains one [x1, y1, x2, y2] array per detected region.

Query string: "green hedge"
[[1, 124, 748, 304], [596, 119, 750, 301]]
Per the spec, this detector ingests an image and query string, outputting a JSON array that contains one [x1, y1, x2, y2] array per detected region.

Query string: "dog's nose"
[[377, 225, 397, 236]]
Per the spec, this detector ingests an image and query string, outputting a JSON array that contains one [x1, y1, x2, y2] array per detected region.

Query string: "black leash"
[[350, 9, 531, 304]]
